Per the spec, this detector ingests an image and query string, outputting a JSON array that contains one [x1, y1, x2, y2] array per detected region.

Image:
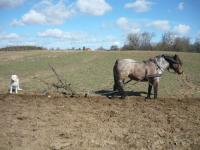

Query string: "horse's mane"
[[143, 54, 182, 66], [162, 54, 183, 65]]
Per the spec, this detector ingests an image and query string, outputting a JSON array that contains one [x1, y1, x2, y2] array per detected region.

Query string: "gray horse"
[[113, 54, 183, 99]]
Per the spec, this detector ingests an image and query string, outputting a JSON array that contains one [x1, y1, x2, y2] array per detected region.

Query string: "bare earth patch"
[[0, 94, 200, 150]]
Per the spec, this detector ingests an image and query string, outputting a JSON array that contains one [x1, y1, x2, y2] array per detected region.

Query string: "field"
[[0, 50, 200, 149], [0, 50, 199, 97]]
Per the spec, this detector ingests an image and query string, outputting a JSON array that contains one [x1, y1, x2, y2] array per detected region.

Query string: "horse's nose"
[[179, 71, 183, 74]]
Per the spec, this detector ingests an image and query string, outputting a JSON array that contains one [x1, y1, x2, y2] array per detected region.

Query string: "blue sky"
[[0, 0, 199, 49]]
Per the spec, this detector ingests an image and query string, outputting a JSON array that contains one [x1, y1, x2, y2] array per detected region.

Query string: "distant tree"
[[173, 37, 190, 52], [160, 32, 175, 51], [121, 44, 132, 50], [125, 33, 140, 50], [192, 35, 200, 52], [193, 42, 200, 53], [110, 45, 119, 51], [123, 32, 154, 50], [56, 47, 60, 51], [96, 46, 107, 51], [0, 45, 46, 51], [140, 32, 154, 50]]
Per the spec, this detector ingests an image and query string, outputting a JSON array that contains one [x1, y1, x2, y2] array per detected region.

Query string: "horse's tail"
[[113, 59, 119, 91]]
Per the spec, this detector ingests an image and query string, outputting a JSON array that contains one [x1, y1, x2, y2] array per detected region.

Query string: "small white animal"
[[9, 75, 22, 94]]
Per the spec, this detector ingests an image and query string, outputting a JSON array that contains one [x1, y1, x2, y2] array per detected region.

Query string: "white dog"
[[9, 75, 22, 94]]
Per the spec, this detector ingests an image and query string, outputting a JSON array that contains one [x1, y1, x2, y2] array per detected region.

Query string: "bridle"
[[165, 57, 182, 74], [154, 55, 183, 74]]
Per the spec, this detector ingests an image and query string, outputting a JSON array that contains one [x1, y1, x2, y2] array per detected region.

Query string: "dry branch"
[[48, 64, 77, 97], [34, 64, 78, 97]]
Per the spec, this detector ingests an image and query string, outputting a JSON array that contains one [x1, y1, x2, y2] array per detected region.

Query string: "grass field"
[[0, 50, 199, 98], [0, 50, 200, 149]]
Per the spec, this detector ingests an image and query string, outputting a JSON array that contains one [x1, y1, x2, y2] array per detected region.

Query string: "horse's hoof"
[[107, 96, 113, 99], [120, 96, 126, 99], [153, 95, 158, 99], [145, 96, 151, 100]]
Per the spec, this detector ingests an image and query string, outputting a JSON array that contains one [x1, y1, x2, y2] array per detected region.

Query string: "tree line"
[[0, 46, 47, 51], [110, 32, 200, 53]]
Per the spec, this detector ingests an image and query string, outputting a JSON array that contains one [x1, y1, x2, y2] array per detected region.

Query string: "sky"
[[0, 0, 199, 49]]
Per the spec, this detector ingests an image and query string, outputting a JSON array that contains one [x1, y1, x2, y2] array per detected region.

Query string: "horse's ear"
[[174, 54, 178, 59], [174, 54, 182, 65]]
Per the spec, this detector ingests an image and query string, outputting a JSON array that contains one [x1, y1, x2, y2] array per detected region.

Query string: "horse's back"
[[114, 58, 149, 81], [114, 58, 138, 79], [116, 58, 136, 63], [115, 58, 136, 68]]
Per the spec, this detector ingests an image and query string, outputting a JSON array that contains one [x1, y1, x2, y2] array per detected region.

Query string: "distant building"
[[83, 47, 92, 51]]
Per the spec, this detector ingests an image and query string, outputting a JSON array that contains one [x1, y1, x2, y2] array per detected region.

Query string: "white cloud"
[[10, 19, 25, 26], [38, 28, 86, 41], [147, 20, 170, 31], [76, 0, 112, 16], [0, 0, 25, 8], [174, 24, 190, 35], [21, 41, 36, 46], [103, 36, 122, 46], [38, 29, 64, 38], [0, 33, 20, 40], [11, 0, 74, 25], [177, 2, 184, 11], [116, 17, 140, 33], [21, 10, 46, 25], [125, 0, 153, 13], [11, 0, 112, 26]]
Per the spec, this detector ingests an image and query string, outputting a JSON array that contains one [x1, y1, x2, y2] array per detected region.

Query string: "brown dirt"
[[0, 94, 200, 150]]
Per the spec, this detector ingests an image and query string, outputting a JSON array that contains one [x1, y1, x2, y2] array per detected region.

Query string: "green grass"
[[0, 50, 199, 98]]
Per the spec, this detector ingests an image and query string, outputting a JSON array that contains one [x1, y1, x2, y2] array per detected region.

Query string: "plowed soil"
[[0, 94, 200, 150]]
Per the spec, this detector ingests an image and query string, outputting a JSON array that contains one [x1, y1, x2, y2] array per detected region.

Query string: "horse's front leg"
[[153, 79, 159, 99], [146, 78, 153, 99], [146, 84, 152, 99]]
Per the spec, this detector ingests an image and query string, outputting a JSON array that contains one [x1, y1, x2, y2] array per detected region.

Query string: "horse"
[[113, 54, 183, 99]]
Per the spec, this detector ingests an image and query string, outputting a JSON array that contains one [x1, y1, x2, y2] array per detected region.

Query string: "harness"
[[149, 58, 164, 72], [143, 58, 163, 79]]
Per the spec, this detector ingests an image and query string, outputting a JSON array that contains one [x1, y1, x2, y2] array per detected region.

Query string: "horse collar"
[[153, 59, 164, 72]]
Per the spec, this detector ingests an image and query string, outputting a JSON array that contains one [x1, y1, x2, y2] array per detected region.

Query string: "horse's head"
[[163, 54, 183, 74]]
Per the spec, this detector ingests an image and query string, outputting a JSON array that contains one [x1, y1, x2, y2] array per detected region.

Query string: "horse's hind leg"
[[153, 80, 159, 99], [110, 83, 118, 99], [118, 80, 126, 99], [113, 83, 117, 91]]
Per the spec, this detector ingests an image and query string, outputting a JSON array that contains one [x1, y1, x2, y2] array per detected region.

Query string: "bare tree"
[[110, 45, 119, 51], [193, 34, 200, 52], [126, 33, 140, 50], [160, 32, 175, 51], [123, 32, 154, 50], [140, 32, 154, 50], [173, 37, 190, 51]]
